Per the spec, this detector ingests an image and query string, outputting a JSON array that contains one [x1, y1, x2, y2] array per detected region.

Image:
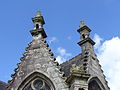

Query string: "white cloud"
[[56, 56, 63, 64], [48, 37, 57, 44], [94, 34, 120, 90], [56, 47, 71, 64], [93, 33, 103, 49]]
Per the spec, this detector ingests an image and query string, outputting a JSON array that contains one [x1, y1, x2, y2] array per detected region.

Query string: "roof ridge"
[[60, 53, 82, 65]]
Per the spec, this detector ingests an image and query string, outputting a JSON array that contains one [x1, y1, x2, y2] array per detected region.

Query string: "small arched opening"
[[36, 24, 39, 29], [82, 34, 85, 39], [78, 88, 84, 90], [88, 80, 102, 90], [88, 77, 105, 90]]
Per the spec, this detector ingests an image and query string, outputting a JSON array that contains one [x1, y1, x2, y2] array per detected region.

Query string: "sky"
[[0, 0, 120, 90]]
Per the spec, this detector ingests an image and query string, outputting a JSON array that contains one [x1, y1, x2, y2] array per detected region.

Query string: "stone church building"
[[0, 11, 110, 90]]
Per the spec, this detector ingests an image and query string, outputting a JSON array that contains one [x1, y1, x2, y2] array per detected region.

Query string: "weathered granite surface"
[[3, 12, 110, 90]]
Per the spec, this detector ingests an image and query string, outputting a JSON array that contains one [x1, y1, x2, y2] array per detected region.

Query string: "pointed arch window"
[[88, 80, 102, 90], [18, 72, 55, 90], [24, 78, 51, 90]]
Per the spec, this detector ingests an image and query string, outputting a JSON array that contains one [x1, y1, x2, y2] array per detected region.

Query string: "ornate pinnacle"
[[35, 11, 41, 17], [30, 11, 47, 38], [32, 10, 45, 24], [80, 20, 85, 28]]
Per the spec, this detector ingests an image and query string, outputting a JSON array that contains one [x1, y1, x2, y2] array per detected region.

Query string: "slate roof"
[[0, 81, 7, 90], [60, 54, 84, 77]]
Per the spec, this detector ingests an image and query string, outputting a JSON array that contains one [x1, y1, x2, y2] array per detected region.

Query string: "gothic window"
[[88, 80, 102, 90], [33, 79, 43, 89], [24, 78, 51, 90], [24, 83, 32, 90], [18, 72, 55, 90], [24, 84, 32, 90]]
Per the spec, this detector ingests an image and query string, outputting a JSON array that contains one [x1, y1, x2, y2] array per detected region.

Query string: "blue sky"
[[0, 0, 120, 89]]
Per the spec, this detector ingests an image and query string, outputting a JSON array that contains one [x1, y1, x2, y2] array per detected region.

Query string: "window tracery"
[[24, 78, 51, 90]]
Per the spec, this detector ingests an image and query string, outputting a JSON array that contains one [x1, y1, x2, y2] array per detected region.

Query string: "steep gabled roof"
[[0, 81, 7, 90], [60, 54, 84, 77]]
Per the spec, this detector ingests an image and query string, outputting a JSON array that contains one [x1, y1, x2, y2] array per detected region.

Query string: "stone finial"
[[80, 20, 85, 28], [35, 11, 41, 17], [30, 11, 46, 38], [32, 10, 45, 24]]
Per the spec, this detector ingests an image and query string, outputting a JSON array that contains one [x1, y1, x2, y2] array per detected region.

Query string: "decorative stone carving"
[[70, 64, 85, 74]]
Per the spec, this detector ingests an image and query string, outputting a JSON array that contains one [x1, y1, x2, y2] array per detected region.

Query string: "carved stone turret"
[[30, 11, 47, 39], [77, 21, 95, 54], [77, 21, 110, 90]]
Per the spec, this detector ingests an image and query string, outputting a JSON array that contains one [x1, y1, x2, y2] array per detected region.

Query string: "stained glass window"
[[33, 79, 43, 90]]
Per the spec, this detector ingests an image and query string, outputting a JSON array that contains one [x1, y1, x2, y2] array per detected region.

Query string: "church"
[[0, 11, 110, 90]]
